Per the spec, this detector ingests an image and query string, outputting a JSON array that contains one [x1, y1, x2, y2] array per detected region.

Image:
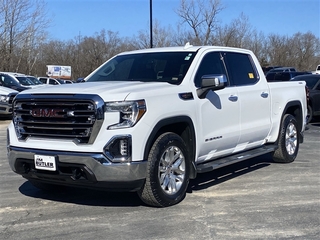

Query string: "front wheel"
[[272, 114, 299, 163], [138, 132, 190, 207]]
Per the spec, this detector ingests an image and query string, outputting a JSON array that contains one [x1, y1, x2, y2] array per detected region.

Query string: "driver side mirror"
[[197, 74, 228, 99]]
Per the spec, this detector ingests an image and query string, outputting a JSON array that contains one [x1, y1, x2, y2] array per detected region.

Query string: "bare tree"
[[215, 13, 253, 48], [175, 0, 224, 45], [289, 32, 320, 71], [132, 20, 174, 49], [0, 0, 50, 73]]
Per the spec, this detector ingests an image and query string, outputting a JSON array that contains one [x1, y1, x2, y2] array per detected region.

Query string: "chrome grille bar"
[[13, 94, 105, 144]]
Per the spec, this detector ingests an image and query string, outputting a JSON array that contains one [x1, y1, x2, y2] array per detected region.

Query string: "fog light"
[[120, 139, 128, 156], [103, 135, 132, 163]]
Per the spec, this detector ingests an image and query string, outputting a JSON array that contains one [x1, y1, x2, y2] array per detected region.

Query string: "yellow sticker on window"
[[248, 73, 254, 78]]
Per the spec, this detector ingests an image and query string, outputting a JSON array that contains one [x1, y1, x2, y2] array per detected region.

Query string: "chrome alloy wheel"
[[158, 146, 186, 195], [285, 122, 298, 155]]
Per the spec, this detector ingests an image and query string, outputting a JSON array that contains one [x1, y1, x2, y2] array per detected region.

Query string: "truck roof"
[[118, 44, 253, 55]]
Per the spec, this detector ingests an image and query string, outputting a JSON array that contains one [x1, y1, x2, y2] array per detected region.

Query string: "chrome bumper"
[[7, 146, 147, 191]]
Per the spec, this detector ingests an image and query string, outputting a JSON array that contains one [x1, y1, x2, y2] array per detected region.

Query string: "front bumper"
[[7, 146, 147, 191], [0, 102, 13, 115]]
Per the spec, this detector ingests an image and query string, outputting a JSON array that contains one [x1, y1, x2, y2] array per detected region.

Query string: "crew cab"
[[7, 45, 307, 207]]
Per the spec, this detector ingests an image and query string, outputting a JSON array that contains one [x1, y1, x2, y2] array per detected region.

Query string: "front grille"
[[13, 94, 104, 144]]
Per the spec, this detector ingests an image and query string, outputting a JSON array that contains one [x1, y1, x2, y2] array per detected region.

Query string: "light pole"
[[150, 0, 153, 48]]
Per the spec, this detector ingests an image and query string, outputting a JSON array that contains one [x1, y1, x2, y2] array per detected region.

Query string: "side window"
[[223, 52, 259, 86], [49, 79, 58, 85], [194, 52, 227, 88], [1, 75, 14, 87], [39, 78, 46, 84]]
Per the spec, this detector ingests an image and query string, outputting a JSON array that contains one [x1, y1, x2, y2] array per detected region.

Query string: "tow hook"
[[71, 168, 82, 180], [22, 163, 30, 174]]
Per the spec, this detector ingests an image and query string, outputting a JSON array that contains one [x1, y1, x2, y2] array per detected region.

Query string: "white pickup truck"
[[312, 65, 320, 74], [7, 45, 307, 207]]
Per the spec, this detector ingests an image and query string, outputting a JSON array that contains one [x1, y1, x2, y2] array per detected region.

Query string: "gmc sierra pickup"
[[7, 44, 307, 207]]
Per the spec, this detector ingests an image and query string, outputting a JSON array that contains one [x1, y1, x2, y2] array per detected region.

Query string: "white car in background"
[[0, 86, 18, 117], [0, 72, 43, 91], [38, 77, 73, 85]]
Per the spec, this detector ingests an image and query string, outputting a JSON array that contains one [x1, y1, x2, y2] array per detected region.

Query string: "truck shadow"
[[188, 153, 273, 192], [18, 153, 274, 207]]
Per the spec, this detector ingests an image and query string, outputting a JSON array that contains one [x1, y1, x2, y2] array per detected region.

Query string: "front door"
[[194, 51, 241, 162]]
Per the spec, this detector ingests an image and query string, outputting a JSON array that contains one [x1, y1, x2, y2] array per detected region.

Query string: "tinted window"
[[194, 52, 227, 88], [223, 52, 259, 86], [291, 75, 320, 89], [16, 76, 35, 86], [49, 79, 58, 85], [39, 78, 47, 84], [0, 75, 19, 88], [266, 72, 277, 81]]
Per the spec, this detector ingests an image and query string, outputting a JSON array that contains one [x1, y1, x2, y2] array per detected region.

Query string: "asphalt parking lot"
[[0, 119, 319, 240]]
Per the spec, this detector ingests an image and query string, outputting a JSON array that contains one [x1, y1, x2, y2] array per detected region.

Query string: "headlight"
[[0, 94, 9, 103], [105, 100, 146, 129]]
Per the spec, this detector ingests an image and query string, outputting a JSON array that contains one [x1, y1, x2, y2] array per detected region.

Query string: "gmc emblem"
[[30, 108, 65, 118]]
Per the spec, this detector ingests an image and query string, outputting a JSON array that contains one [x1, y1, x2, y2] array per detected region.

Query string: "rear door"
[[223, 51, 271, 151]]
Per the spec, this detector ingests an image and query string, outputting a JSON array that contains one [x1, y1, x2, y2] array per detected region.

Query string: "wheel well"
[[144, 116, 197, 179], [282, 101, 304, 134]]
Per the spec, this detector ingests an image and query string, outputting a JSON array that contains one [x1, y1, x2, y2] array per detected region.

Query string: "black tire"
[[138, 132, 190, 207], [306, 105, 313, 124], [272, 114, 299, 163]]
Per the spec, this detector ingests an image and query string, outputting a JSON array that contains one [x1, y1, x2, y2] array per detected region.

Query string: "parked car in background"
[[76, 77, 85, 83], [63, 80, 74, 84], [26, 76, 44, 85], [262, 66, 282, 75], [311, 65, 320, 74], [266, 71, 311, 82], [0, 72, 32, 91], [0, 86, 18, 117], [268, 67, 297, 73], [291, 74, 320, 123], [38, 77, 66, 85]]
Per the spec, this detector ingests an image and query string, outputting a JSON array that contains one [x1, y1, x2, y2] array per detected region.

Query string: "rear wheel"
[[272, 114, 299, 163], [306, 105, 313, 123], [138, 132, 190, 207]]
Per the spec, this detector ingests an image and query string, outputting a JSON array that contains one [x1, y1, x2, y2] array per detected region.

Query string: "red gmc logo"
[[30, 108, 64, 118]]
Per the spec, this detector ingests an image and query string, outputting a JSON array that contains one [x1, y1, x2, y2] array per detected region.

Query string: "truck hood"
[[0, 86, 18, 94], [21, 81, 179, 101]]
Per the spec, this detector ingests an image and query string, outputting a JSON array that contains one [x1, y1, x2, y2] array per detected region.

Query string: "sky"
[[45, 0, 319, 41]]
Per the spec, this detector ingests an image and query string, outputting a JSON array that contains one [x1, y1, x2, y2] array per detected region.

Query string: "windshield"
[[86, 52, 196, 85], [27, 76, 43, 85], [16, 76, 36, 86]]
